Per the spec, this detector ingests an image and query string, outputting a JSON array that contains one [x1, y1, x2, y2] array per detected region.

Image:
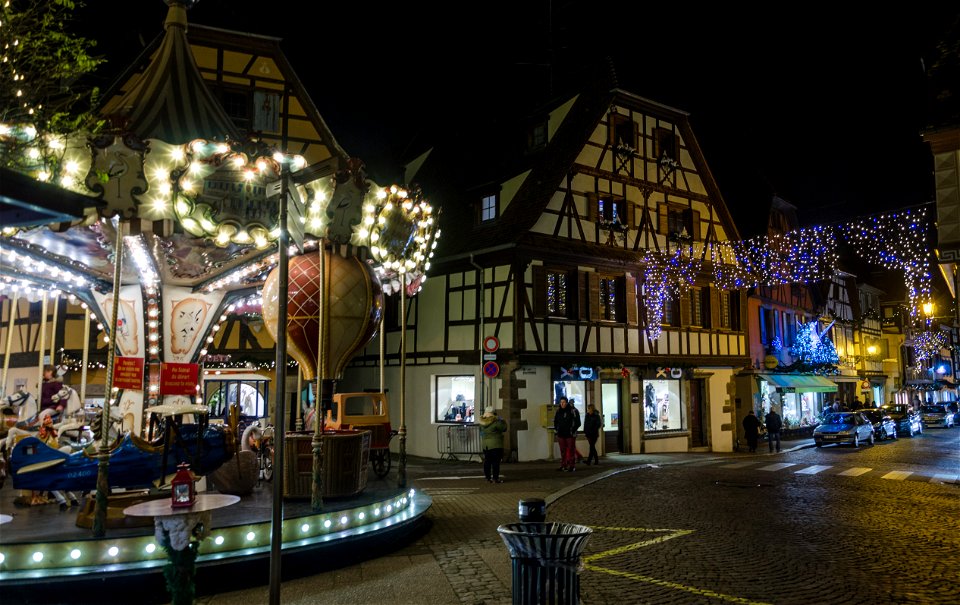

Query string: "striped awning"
[[758, 374, 839, 393], [102, 1, 242, 145]]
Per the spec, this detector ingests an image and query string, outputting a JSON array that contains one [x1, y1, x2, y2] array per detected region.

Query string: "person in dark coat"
[[553, 397, 580, 471], [583, 404, 603, 465], [742, 410, 761, 452], [764, 408, 783, 453], [478, 406, 507, 483]]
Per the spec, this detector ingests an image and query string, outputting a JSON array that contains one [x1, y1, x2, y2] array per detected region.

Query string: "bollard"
[[497, 522, 593, 605], [518, 498, 546, 523]]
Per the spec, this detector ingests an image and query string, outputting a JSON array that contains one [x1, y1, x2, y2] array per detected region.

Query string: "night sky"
[[82, 1, 958, 227]]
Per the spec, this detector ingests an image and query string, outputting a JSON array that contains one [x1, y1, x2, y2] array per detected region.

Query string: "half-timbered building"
[[342, 85, 751, 459]]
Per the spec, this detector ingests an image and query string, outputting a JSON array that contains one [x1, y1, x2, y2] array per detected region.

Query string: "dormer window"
[[527, 121, 548, 151], [654, 127, 679, 164], [480, 194, 498, 222], [608, 113, 636, 151]]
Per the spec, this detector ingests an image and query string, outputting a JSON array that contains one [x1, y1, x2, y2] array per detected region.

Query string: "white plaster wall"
[[515, 364, 553, 461], [705, 367, 736, 452]]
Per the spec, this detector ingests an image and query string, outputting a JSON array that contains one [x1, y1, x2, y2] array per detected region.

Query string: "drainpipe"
[[470, 254, 485, 410]]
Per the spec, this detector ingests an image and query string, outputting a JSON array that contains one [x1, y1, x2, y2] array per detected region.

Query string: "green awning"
[[758, 374, 839, 393]]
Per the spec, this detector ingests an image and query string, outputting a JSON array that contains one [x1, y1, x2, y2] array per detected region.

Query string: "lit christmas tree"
[[787, 320, 839, 373]]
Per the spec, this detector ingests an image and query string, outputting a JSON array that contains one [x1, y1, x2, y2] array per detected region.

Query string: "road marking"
[[881, 470, 913, 481], [720, 461, 758, 469], [584, 526, 770, 605], [930, 473, 958, 483], [757, 463, 796, 472], [687, 459, 726, 466], [417, 475, 487, 481], [795, 465, 832, 475], [837, 467, 872, 477]]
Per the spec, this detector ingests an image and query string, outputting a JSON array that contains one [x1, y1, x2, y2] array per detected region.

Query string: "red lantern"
[[262, 249, 383, 380], [171, 462, 196, 508]]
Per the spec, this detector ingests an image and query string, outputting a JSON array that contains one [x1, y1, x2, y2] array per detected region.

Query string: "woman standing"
[[553, 397, 580, 471], [478, 406, 507, 483], [583, 404, 603, 465]]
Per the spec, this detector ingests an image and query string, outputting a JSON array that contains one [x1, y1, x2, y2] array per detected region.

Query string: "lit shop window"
[[435, 375, 476, 423], [641, 379, 684, 431]]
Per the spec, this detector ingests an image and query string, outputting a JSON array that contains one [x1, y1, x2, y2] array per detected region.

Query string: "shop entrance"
[[689, 378, 707, 448], [600, 380, 622, 453]]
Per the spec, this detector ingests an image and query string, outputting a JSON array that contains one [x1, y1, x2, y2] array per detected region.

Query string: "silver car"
[[919, 404, 956, 428], [813, 412, 875, 447]]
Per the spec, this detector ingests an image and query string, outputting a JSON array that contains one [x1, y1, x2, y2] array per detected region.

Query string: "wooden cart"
[[325, 392, 396, 478]]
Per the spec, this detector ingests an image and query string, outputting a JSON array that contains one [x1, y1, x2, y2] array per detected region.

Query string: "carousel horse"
[[1, 391, 37, 438]]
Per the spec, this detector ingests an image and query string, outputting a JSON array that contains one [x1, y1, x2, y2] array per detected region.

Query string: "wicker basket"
[[282, 429, 370, 499]]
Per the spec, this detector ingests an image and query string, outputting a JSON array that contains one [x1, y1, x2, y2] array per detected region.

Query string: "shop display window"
[[436, 375, 475, 423], [642, 379, 683, 431], [552, 380, 587, 418]]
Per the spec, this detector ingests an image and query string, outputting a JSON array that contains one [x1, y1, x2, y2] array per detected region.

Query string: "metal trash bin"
[[497, 522, 593, 605], [518, 498, 546, 523]]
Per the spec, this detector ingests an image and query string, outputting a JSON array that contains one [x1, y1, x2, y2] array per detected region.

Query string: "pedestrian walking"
[[478, 406, 507, 483], [553, 397, 580, 471], [742, 410, 761, 452], [583, 404, 603, 464], [764, 408, 782, 453]]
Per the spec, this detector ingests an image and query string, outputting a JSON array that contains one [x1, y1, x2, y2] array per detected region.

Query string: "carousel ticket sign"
[[160, 363, 200, 396], [113, 357, 145, 390]]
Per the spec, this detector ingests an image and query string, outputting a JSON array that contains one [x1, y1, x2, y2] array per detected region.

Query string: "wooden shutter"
[[709, 287, 719, 329], [691, 209, 701, 241], [625, 273, 638, 326], [586, 193, 598, 223], [658, 204, 668, 235], [578, 271, 589, 321], [626, 200, 636, 229], [532, 265, 547, 317], [588, 273, 601, 321], [679, 289, 691, 327]]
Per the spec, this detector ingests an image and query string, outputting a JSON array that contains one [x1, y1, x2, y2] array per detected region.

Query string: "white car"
[[919, 404, 956, 429], [813, 412, 875, 447]]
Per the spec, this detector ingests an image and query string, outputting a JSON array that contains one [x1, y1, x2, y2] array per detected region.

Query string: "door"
[[689, 378, 707, 447], [601, 380, 622, 453]]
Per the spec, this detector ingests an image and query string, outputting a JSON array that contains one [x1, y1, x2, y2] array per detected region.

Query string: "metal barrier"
[[436, 423, 483, 461]]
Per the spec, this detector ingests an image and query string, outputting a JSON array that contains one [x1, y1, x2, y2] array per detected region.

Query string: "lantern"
[[262, 249, 383, 380], [171, 462, 196, 508]]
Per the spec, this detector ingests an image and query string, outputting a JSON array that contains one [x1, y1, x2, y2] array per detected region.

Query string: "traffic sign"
[[483, 335, 499, 353], [482, 353, 497, 361], [483, 361, 500, 378]]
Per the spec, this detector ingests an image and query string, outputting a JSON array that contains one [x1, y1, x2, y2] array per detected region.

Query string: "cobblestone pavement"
[[196, 436, 959, 604]]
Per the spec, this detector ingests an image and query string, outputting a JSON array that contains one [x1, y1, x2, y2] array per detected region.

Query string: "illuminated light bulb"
[[358, 512, 365, 520], [70, 549, 81, 559], [61, 175, 75, 187], [374, 508, 381, 516], [323, 519, 332, 528], [171, 147, 186, 161], [245, 532, 255, 541], [32, 552, 43, 562], [216, 144, 229, 154], [291, 155, 306, 170], [340, 516, 348, 525], [386, 505, 393, 513], [301, 523, 310, 532], [107, 546, 119, 557], [145, 543, 156, 553], [214, 536, 224, 545], [243, 169, 255, 181], [27, 147, 40, 160], [37, 171, 50, 181]]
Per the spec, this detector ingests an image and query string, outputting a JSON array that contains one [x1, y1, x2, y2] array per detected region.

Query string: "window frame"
[[480, 193, 499, 222], [434, 375, 477, 424]]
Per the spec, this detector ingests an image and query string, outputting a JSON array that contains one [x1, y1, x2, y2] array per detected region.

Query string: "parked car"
[[813, 412, 875, 447], [919, 404, 956, 428], [880, 404, 923, 437], [857, 408, 898, 440]]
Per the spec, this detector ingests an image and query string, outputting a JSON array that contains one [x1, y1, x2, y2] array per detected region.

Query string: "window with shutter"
[[588, 273, 601, 321], [625, 274, 638, 326], [532, 265, 547, 317]]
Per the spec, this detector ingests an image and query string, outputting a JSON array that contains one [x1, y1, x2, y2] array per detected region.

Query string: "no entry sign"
[[483, 335, 499, 353], [483, 361, 500, 378]]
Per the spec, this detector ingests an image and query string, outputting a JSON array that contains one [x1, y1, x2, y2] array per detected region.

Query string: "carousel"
[[0, 1, 438, 601]]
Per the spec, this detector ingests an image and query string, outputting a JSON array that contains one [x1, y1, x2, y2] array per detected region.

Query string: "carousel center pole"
[[37, 292, 48, 391], [79, 305, 91, 404], [311, 243, 328, 511], [397, 275, 407, 488], [1, 291, 19, 395], [94, 220, 124, 538], [268, 170, 290, 605]]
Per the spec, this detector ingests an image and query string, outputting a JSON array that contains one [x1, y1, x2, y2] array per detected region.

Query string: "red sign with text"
[[113, 357, 144, 390], [160, 363, 200, 396]]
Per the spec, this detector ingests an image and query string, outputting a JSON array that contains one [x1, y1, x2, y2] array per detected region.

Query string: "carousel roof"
[[99, 1, 242, 145]]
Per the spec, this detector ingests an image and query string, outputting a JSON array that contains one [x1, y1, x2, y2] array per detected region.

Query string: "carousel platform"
[[0, 471, 431, 604]]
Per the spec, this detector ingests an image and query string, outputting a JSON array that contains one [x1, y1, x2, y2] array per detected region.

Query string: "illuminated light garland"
[[361, 185, 441, 297], [912, 330, 947, 363]]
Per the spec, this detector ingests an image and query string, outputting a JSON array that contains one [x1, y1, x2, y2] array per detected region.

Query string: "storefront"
[[757, 374, 838, 427]]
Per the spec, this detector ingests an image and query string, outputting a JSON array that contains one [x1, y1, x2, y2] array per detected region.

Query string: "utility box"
[[539, 404, 556, 428]]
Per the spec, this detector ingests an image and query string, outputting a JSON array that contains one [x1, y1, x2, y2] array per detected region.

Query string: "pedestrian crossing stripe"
[[837, 467, 872, 476], [881, 470, 914, 480], [757, 463, 796, 471], [583, 526, 770, 605], [795, 465, 832, 474], [931, 473, 955, 483]]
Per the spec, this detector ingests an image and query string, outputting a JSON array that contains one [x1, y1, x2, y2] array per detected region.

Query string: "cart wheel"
[[371, 449, 391, 478]]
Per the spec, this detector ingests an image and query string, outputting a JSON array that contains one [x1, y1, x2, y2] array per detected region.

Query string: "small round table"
[[124, 493, 239, 605]]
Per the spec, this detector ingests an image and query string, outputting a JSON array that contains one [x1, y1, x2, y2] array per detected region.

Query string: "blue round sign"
[[483, 361, 500, 378]]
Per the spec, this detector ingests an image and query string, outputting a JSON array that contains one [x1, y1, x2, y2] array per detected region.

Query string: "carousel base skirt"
[[0, 478, 430, 604]]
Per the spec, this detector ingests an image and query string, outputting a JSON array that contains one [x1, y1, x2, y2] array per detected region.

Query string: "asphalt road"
[[197, 428, 959, 605]]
